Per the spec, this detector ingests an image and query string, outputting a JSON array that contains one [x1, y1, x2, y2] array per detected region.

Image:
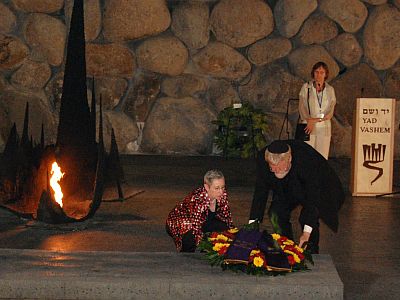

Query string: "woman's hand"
[[305, 118, 321, 134]]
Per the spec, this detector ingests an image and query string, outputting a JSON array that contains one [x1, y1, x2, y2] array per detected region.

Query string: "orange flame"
[[50, 162, 65, 207]]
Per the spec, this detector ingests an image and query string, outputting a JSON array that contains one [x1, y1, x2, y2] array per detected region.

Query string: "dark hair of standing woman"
[[311, 61, 329, 80]]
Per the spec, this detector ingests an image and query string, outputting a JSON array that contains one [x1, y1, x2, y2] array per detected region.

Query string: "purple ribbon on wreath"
[[224, 229, 262, 264]]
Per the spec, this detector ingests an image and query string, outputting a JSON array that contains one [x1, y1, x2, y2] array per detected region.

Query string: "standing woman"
[[298, 61, 336, 159]]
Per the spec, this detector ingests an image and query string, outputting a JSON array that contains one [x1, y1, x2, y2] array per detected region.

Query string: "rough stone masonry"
[[0, 0, 399, 157]]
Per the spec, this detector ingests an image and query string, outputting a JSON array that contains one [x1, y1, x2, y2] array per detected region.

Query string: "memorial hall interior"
[[0, 0, 400, 299]]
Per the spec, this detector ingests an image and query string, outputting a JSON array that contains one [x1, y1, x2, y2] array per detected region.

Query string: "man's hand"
[[299, 232, 311, 248]]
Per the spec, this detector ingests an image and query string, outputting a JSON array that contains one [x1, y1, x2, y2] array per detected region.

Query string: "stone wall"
[[0, 0, 399, 157]]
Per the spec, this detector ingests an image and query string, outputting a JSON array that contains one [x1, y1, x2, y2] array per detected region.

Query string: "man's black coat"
[[249, 140, 345, 232]]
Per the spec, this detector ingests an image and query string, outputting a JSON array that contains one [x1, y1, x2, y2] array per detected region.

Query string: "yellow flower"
[[284, 249, 294, 255], [253, 256, 264, 267], [292, 254, 301, 263], [294, 245, 304, 253], [228, 228, 239, 233], [283, 240, 295, 245], [213, 243, 230, 252], [217, 234, 229, 241], [209, 234, 229, 242], [271, 233, 281, 240], [250, 249, 261, 256]]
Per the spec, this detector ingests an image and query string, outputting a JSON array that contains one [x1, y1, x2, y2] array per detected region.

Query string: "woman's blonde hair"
[[204, 169, 224, 185]]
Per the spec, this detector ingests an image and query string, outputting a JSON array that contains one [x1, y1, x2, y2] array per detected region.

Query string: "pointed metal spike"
[[110, 127, 116, 152], [57, 0, 91, 150], [3, 123, 18, 158], [40, 123, 45, 150], [1, 123, 19, 180], [108, 126, 125, 183], [98, 94, 104, 148], [21, 102, 29, 146], [116, 177, 124, 201], [90, 77, 97, 145]]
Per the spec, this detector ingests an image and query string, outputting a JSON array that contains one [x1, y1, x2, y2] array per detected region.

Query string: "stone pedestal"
[[0, 249, 343, 299]]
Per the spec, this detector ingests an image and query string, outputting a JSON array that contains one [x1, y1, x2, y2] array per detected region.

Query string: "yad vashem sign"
[[351, 98, 396, 196]]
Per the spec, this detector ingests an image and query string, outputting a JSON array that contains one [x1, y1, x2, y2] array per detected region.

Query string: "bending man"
[[249, 140, 345, 253]]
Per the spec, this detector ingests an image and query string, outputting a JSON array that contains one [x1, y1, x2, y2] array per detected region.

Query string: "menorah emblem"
[[362, 143, 386, 185]]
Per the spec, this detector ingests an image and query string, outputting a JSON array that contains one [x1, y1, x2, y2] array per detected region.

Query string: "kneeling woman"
[[166, 170, 233, 252]]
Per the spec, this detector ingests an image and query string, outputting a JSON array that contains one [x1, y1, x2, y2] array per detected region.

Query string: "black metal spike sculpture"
[[98, 95, 104, 149], [0, 124, 19, 199], [55, 0, 97, 199], [40, 124, 45, 150], [1, 123, 18, 179], [89, 78, 97, 147], [57, 0, 91, 152], [106, 128, 125, 201], [21, 102, 29, 147], [36, 96, 105, 223], [19, 102, 33, 164], [84, 96, 105, 220], [35, 0, 104, 223], [2, 123, 18, 158], [1, 0, 124, 224], [14, 103, 34, 201]]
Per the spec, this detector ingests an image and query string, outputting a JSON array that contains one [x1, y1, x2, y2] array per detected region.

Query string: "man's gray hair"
[[265, 145, 292, 165], [204, 169, 224, 185]]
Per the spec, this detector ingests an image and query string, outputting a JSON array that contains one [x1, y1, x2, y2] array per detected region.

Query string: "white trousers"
[[306, 133, 331, 159]]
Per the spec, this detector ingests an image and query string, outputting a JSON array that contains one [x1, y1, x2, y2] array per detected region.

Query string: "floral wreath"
[[198, 223, 313, 276]]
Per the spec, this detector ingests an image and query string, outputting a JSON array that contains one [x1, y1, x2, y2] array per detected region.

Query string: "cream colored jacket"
[[298, 81, 336, 136]]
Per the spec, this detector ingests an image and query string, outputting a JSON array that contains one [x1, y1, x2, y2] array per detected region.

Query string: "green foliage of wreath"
[[212, 103, 268, 158]]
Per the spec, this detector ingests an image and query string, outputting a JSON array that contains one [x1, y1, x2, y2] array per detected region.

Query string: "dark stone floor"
[[0, 155, 399, 299]]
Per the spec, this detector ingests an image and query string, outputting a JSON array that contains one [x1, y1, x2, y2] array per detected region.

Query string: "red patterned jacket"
[[166, 186, 233, 251]]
